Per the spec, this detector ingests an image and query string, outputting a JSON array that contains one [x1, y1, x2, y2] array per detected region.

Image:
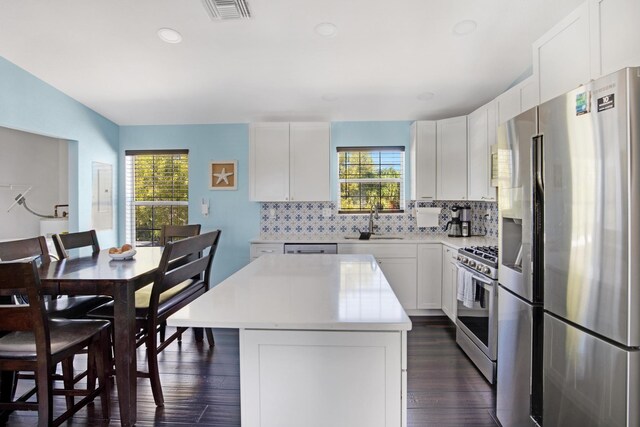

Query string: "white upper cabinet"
[[533, 1, 593, 103], [436, 116, 468, 200], [249, 122, 330, 202], [589, 0, 640, 77], [467, 102, 497, 201], [410, 121, 437, 201], [249, 123, 290, 201], [289, 123, 331, 202], [496, 76, 539, 125]]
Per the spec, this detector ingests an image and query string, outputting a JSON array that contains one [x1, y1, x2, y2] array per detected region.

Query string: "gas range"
[[456, 245, 499, 280]]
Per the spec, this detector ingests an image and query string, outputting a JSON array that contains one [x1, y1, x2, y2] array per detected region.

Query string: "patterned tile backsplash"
[[260, 200, 499, 239]]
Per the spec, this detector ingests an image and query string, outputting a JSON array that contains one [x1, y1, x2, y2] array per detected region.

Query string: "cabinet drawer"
[[442, 245, 458, 263], [338, 243, 417, 258], [250, 243, 284, 259]]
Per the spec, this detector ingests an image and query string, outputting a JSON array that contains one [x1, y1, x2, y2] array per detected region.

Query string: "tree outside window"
[[338, 147, 404, 213], [125, 151, 189, 246]]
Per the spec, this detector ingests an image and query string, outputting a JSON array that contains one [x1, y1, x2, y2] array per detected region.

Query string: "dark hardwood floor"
[[5, 317, 496, 426]]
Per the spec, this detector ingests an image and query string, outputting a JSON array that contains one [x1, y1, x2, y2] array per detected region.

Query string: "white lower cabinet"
[[240, 329, 404, 427], [376, 257, 418, 310], [338, 244, 417, 311], [441, 245, 458, 321], [416, 244, 442, 309]]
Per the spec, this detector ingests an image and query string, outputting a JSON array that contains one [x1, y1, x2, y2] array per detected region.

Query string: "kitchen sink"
[[343, 235, 404, 240]]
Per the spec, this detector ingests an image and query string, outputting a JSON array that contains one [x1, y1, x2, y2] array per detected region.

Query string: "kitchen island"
[[169, 254, 411, 427]]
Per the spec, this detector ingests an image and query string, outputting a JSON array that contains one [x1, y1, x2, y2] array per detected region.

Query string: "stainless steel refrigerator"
[[498, 67, 640, 426], [540, 67, 640, 426], [497, 107, 544, 426]]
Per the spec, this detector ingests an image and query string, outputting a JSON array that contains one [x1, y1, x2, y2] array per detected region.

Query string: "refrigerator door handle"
[[532, 135, 544, 303], [534, 135, 544, 192]]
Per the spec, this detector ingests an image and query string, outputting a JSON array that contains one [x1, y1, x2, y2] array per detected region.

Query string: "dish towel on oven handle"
[[456, 266, 476, 308]]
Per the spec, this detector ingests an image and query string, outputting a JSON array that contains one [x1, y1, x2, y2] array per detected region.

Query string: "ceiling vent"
[[202, 0, 251, 20]]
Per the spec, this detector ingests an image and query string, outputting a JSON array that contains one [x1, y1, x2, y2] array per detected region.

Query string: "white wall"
[[0, 126, 68, 239]]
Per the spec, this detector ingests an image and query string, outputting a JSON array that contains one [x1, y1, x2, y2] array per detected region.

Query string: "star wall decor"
[[210, 160, 237, 190]]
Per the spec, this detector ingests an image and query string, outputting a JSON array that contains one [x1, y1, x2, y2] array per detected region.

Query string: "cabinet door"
[[441, 246, 454, 319], [410, 121, 437, 201], [496, 85, 521, 125], [437, 116, 468, 200], [416, 244, 443, 309], [533, 2, 592, 103], [441, 246, 459, 321], [376, 257, 417, 310], [249, 123, 290, 201], [590, 0, 640, 76], [290, 123, 331, 201], [467, 106, 491, 201]]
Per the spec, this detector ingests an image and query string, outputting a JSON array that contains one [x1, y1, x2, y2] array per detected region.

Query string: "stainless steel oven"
[[455, 246, 499, 384]]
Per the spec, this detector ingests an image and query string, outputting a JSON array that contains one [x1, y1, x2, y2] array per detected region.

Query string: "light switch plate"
[[269, 208, 276, 219], [322, 208, 332, 217]]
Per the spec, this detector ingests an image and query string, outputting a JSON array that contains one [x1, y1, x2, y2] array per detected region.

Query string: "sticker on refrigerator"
[[597, 94, 615, 112], [575, 92, 589, 116]]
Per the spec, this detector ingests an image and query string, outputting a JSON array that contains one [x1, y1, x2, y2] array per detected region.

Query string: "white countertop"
[[251, 235, 497, 249], [168, 254, 412, 332]]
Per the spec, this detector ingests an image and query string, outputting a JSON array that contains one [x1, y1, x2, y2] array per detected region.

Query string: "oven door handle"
[[456, 262, 494, 289]]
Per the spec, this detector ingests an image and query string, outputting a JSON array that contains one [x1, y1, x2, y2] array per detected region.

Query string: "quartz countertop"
[[251, 235, 497, 250], [168, 254, 412, 331]]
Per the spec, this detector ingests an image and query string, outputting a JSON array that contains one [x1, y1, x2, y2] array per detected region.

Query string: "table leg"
[[113, 284, 137, 426]]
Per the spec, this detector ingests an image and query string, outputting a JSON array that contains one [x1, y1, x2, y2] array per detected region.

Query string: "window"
[[125, 150, 189, 246], [337, 146, 405, 213]]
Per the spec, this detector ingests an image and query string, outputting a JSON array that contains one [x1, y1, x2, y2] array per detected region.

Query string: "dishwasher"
[[284, 243, 337, 254]]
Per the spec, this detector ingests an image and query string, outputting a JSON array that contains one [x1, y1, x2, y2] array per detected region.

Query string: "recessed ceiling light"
[[157, 28, 183, 44], [315, 22, 337, 37], [453, 20, 477, 36], [417, 92, 435, 101], [322, 94, 339, 101]]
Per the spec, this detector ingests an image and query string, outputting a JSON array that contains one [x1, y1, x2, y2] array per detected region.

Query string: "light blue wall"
[[330, 121, 413, 201], [0, 56, 119, 247], [118, 124, 260, 285]]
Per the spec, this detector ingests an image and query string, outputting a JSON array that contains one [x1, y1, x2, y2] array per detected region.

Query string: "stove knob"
[[468, 260, 476, 267], [483, 266, 490, 274], [462, 258, 468, 264], [457, 256, 462, 262]]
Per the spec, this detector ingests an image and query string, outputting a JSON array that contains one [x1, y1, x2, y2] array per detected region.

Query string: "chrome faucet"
[[368, 204, 380, 234]]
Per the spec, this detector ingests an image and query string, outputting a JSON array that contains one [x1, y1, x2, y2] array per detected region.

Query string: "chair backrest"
[[52, 230, 100, 260], [0, 236, 51, 263], [0, 261, 50, 348], [149, 230, 221, 315], [159, 224, 201, 246]]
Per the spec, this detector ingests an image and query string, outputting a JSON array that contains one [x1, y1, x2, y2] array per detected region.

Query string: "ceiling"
[[0, 0, 583, 125]]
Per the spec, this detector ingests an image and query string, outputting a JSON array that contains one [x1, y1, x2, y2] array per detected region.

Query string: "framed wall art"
[[210, 160, 237, 190]]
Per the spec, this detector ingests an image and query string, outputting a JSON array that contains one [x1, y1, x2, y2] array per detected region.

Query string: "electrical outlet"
[[485, 209, 491, 217], [322, 208, 332, 217], [269, 208, 276, 219]]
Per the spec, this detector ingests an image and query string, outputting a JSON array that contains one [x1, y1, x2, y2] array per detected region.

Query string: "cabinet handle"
[[260, 250, 274, 253], [420, 196, 434, 200]]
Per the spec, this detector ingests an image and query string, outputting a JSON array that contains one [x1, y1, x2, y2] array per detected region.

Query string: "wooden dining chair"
[[0, 260, 111, 427], [0, 237, 109, 319], [52, 229, 100, 260], [88, 230, 221, 406], [157, 224, 201, 341], [159, 224, 201, 246]]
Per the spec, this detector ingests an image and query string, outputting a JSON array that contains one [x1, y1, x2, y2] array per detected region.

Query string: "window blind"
[[125, 152, 189, 246]]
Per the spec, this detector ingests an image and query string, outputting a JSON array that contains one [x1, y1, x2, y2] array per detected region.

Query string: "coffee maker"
[[460, 206, 471, 237], [446, 206, 463, 237]]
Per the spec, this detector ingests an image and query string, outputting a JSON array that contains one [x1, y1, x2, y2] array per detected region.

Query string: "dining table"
[[38, 246, 164, 427]]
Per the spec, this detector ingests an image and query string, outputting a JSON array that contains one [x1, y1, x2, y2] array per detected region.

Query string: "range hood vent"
[[202, 0, 251, 20]]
